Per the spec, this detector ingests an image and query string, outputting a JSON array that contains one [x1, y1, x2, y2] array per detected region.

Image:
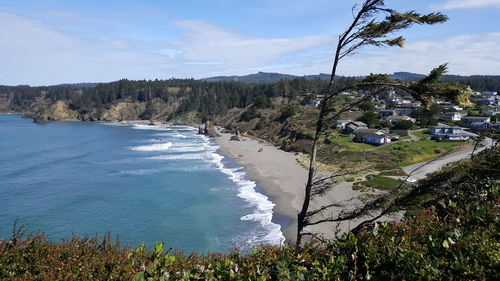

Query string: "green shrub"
[[278, 105, 300, 122], [239, 107, 261, 122]]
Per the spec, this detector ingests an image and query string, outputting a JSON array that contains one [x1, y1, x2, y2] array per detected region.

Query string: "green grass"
[[353, 175, 403, 191], [344, 177, 356, 182], [378, 140, 467, 167], [412, 130, 432, 140], [329, 134, 373, 151]]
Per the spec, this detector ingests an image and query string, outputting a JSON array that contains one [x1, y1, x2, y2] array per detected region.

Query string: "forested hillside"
[[0, 78, 329, 122], [1, 72, 499, 123]]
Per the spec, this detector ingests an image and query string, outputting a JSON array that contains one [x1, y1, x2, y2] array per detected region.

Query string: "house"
[[429, 125, 477, 141], [334, 120, 352, 130], [342, 121, 368, 134], [460, 116, 491, 131], [394, 108, 415, 116], [355, 129, 392, 145], [482, 91, 497, 97], [441, 112, 463, 121], [472, 96, 499, 106], [306, 100, 321, 107], [384, 115, 416, 124], [376, 109, 397, 117], [395, 102, 421, 109], [483, 108, 500, 116], [440, 105, 463, 112]]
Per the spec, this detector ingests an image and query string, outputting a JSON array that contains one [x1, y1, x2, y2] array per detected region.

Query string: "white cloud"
[[171, 20, 334, 69], [0, 11, 498, 86], [335, 33, 500, 76], [0, 12, 175, 85], [0, 13, 336, 85], [432, 0, 500, 9]]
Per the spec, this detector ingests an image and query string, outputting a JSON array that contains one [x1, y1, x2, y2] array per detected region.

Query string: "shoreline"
[[214, 132, 308, 244]]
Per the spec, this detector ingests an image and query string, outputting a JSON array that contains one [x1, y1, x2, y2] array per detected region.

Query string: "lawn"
[[329, 134, 373, 151], [378, 139, 468, 167], [353, 175, 403, 191], [316, 138, 470, 173]]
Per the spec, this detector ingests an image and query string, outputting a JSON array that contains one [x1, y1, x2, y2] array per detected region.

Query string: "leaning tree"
[[296, 0, 473, 245]]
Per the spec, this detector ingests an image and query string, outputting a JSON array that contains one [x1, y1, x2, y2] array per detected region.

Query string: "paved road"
[[403, 137, 494, 179]]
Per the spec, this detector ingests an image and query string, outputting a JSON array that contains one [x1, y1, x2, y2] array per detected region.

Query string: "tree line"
[[0, 78, 331, 119]]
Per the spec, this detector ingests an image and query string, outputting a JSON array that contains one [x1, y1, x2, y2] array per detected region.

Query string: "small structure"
[[342, 121, 368, 134], [441, 112, 463, 121], [394, 108, 415, 116], [440, 105, 463, 112], [384, 115, 416, 124], [482, 91, 497, 96], [460, 116, 491, 131], [483, 108, 500, 116], [429, 125, 477, 141], [376, 109, 397, 117], [333, 119, 352, 130], [306, 100, 321, 107], [355, 129, 392, 145]]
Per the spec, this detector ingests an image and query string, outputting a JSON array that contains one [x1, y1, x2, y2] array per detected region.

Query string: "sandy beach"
[[215, 132, 308, 243], [215, 131, 403, 244]]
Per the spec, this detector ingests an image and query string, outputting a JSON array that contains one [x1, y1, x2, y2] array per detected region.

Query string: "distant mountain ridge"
[[202, 71, 500, 84]]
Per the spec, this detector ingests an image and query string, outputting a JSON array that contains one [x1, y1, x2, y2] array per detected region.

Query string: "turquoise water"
[[0, 114, 284, 254]]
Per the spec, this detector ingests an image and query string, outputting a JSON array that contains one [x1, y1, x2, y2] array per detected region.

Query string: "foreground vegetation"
[[1, 147, 498, 280]]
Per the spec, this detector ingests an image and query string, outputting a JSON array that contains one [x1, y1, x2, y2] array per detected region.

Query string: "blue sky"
[[0, 0, 499, 85]]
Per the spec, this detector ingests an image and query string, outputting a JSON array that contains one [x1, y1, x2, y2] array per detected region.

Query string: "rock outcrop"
[[48, 101, 79, 120], [200, 121, 220, 137], [102, 102, 146, 121]]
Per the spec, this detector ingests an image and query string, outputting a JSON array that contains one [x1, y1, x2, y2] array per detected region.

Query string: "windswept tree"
[[297, 0, 473, 245]]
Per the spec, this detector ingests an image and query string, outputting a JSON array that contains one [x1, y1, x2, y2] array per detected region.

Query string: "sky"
[[0, 0, 499, 86]]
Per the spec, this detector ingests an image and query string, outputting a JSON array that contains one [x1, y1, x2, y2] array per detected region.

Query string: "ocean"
[[0, 114, 284, 254]]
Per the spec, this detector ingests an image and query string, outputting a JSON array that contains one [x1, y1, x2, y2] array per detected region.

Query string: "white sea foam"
[[128, 123, 284, 246], [199, 138, 285, 246], [170, 146, 205, 153], [130, 142, 173, 152], [119, 165, 210, 175], [130, 124, 174, 131], [148, 153, 205, 160]]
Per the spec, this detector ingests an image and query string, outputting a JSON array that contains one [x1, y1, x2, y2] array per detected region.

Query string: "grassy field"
[[316, 139, 470, 172], [353, 175, 403, 191], [378, 139, 468, 167]]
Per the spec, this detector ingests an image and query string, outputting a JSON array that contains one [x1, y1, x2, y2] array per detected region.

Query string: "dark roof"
[[462, 116, 490, 120]]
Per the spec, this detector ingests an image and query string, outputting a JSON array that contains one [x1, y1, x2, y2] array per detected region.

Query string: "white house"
[[429, 126, 477, 141], [384, 115, 416, 124], [440, 105, 463, 111], [355, 129, 392, 145]]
